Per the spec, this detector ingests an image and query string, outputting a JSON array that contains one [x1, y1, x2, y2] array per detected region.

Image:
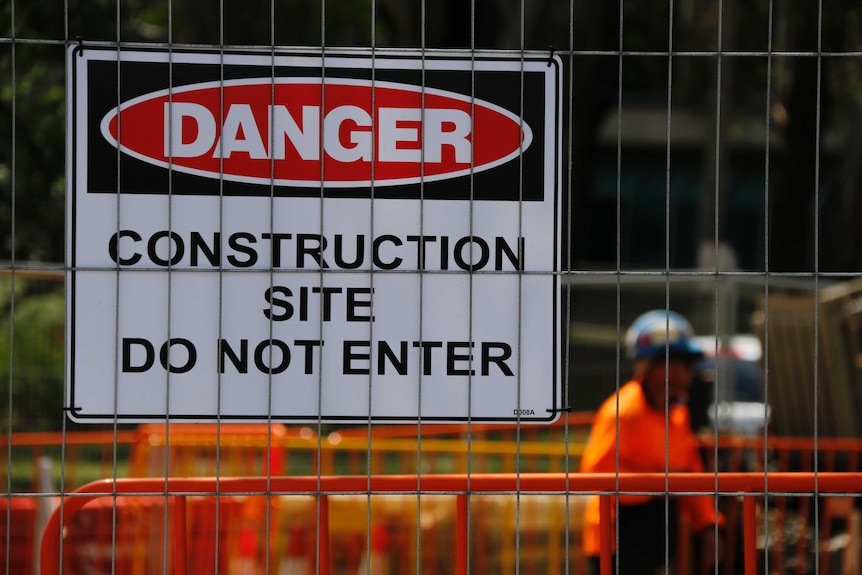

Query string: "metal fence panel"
[[3, 1, 862, 574]]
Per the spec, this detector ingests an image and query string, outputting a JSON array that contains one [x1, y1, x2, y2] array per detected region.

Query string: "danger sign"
[[67, 47, 562, 423], [101, 78, 530, 187]]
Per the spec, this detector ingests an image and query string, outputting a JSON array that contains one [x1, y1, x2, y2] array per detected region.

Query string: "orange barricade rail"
[[0, 429, 138, 492], [40, 472, 862, 575]]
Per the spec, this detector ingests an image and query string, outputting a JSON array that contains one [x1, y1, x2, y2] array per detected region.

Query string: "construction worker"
[[581, 310, 724, 574]]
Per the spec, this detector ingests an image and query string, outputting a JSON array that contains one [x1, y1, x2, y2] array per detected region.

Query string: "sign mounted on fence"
[[67, 47, 562, 423]]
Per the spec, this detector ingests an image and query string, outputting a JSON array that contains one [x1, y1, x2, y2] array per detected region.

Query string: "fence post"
[[319, 494, 330, 575], [172, 495, 188, 575], [743, 495, 757, 575], [456, 494, 469, 575], [600, 495, 612, 575]]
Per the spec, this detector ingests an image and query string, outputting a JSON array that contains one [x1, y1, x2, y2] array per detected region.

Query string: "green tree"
[[0, 286, 65, 432]]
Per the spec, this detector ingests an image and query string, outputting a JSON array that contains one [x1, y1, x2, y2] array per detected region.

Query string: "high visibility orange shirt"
[[580, 379, 723, 556]]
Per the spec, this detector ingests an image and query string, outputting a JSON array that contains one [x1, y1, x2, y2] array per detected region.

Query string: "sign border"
[[66, 47, 563, 424]]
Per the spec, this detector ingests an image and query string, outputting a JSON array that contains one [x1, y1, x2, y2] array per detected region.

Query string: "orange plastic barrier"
[[334, 411, 597, 440], [0, 496, 38, 575], [40, 472, 862, 575], [10, 424, 862, 574], [8, 424, 862, 573], [698, 434, 862, 574], [11, 416, 862, 494], [127, 419, 591, 478], [0, 429, 138, 492], [130, 423, 287, 477]]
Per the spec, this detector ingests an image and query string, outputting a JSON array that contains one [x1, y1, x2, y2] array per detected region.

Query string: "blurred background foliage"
[[2, 0, 862, 430], [2, 0, 862, 268], [0, 280, 64, 432]]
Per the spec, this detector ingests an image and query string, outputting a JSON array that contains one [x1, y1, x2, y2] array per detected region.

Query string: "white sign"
[[67, 47, 562, 423]]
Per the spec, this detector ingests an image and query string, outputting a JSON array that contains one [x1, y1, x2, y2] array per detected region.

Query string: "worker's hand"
[[698, 526, 723, 575]]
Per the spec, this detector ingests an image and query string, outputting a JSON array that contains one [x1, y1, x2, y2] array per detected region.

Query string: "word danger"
[[109, 230, 525, 271], [122, 338, 515, 377], [100, 78, 531, 186], [167, 102, 470, 163]]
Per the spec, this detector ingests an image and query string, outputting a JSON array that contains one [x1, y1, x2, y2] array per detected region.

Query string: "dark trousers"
[[586, 498, 678, 575]]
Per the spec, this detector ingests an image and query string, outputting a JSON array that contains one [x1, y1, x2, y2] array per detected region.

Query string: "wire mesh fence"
[[3, 1, 862, 574]]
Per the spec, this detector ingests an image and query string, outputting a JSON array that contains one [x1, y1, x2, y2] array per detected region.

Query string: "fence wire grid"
[[2, 1, 862, 574]]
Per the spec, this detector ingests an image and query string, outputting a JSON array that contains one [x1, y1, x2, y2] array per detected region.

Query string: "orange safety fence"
[[8, 417, 862, 492], [7, 423, 862, 574], [332, 411, 598, 440], [0, 429, 139, 492], [130, 424, 289, 477], [1, 496, 38, 575], [698, 434, 862, 575], [1, 413, 596, 486], [39, 472, 862, 575], [130, 412, 596, 477]]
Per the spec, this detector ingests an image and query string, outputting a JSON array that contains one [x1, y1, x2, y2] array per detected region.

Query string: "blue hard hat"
[[625, 310, 704, 360]]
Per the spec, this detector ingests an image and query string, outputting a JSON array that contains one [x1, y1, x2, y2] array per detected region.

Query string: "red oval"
[[101, 78, 532, 187]]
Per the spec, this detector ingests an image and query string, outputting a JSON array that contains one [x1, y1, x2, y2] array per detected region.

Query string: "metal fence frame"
[[3, 1, 862, 574]]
